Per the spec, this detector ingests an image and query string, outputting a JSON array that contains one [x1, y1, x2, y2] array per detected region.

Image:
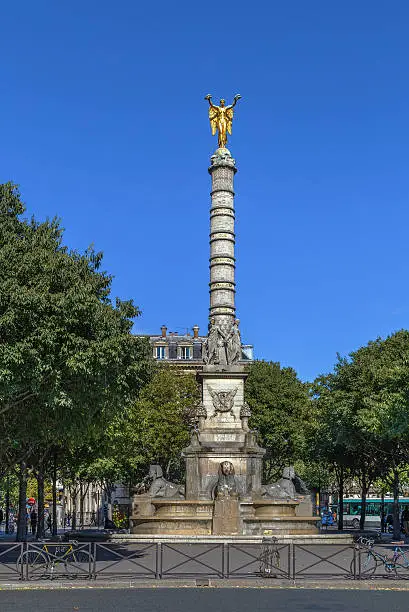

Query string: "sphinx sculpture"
[[261, 466, 310, 500], [134, 465, 185, 498]]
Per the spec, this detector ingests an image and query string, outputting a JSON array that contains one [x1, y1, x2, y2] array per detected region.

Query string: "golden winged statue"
[[205, 94, 242, 148]]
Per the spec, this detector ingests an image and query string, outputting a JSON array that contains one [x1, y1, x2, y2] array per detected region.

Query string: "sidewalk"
[[0, 578, 409, 590]]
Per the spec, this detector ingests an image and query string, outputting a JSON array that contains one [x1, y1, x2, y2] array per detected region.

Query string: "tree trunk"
[[106, 483, 113, 521], [52, 452, 57, 536], [359, 470, 368, 531], [79, 482, 90, 528], [337, 465, 344, 531], [61, 484, 66, 530], [36, 470, 45, 539], [16, 462, 28, 542], [71, 485, 78, 531], [5, 475, 10, 535], [79, 482, 84, 528], [381, 491, 385, 532], [392, 469, 401, 541]]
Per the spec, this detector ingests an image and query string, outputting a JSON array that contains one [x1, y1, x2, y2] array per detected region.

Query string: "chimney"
[[193, 325, 199, 339], [161, 325, 167, 338]]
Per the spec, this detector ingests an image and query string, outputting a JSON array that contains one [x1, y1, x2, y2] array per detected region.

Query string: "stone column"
[[208, 147, 237, 336]]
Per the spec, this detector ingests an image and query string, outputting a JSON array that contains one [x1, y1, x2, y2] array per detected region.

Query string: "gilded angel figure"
[[205, 94, 241, 148]]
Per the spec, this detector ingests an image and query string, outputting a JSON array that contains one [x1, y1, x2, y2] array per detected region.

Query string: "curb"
[[1, 579, 409, 591]]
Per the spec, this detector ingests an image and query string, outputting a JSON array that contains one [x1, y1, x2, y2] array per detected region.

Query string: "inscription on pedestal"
[[215, 433, 237, 441]]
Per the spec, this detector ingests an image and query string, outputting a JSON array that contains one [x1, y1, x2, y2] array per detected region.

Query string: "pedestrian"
[[402, 507, 409, 535], [321, 509, 333, 531], [30, 509, 37, 535], [380, 509, 386, 533], [8, 512, 15, 534], [46, 514, 52, 533]]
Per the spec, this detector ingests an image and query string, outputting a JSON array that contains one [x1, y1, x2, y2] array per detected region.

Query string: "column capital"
[[208, 147, 237, 173]]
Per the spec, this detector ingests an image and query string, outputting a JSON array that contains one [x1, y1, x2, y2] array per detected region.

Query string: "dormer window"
[[180, 346, 192, 360], [155, 346, 166, 360]]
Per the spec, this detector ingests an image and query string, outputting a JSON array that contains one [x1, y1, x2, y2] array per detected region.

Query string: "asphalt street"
[[0, 588, 408, 612]]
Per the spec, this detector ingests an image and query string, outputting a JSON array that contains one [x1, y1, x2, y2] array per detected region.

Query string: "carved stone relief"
[[207, 386, 237, 418]]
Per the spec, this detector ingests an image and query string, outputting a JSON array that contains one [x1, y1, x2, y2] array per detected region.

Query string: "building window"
[[155, 346, 166, 360], [180, 346, 192, 360]]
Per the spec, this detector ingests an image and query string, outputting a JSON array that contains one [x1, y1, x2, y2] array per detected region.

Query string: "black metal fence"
[[1, 540, 409, 581]]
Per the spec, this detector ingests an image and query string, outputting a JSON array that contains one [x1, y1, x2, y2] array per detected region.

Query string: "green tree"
[[115, 367, 200, 484], [245, 361, 311, 482], [0, 183, 154, 539], [339, 331, 409, 538], [311, 331, 409, 535]]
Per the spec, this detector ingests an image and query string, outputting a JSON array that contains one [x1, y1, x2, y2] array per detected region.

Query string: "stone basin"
[[131, 496, 321, 537], [251, 499, 299, 518]]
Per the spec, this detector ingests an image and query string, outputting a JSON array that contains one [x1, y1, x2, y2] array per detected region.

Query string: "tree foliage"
[[246, 361, 311, 481], [0, 183, 154, 537], [115, 367, 200, 483], [310, 331, 409, 533]]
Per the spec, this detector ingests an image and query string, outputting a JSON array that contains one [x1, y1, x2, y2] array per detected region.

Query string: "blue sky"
[[2, 1, 408, 381]]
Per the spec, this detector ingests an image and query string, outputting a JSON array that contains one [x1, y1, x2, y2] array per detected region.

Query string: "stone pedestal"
[[213, 497, 240, 535], [183, 366, 265, 501]]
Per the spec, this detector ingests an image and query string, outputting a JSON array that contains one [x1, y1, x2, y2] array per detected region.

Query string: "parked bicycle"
[[259, 536, 281, 577], [352, 536, 409, 578], [16, 540, 94, 579]]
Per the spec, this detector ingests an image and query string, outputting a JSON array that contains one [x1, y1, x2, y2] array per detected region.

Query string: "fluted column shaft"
[[208, 148, 237, 336]]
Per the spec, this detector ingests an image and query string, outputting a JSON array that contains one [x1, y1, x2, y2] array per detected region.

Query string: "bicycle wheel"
[[353, 551, 377, 577], [73, 550, 94, 564], [392, 554, 409, 579], [17, 550, 48, 579], [66, 550, 93, 577], [383, 561, 398, 577]]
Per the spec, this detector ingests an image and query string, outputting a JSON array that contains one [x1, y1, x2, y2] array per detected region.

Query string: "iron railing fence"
[[160, 543, 225, 579], [228, 542, 291, 579], [93, 542, 158, 579], [293, 544, 356, 580], [0, 543, 24, 581], [2, 541, 409, 581]]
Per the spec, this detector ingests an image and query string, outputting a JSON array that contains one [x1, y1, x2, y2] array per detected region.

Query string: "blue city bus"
[[341, 497, 409, 529]]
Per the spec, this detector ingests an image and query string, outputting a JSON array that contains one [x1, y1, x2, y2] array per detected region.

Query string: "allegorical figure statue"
[[205, 94, 242, 148], [203, 318, 227, 365], [227, 319, 242, 365]]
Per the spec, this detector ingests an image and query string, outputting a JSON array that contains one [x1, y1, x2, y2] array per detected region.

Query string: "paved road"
[[0, 588, 408, 612]]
